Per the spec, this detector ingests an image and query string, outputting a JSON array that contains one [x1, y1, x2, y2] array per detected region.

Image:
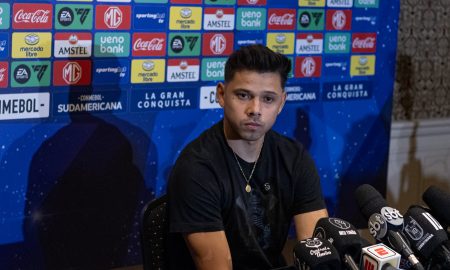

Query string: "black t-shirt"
[[167, 120, 325, 270]]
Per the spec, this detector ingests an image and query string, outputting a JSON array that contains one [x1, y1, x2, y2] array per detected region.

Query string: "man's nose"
[[247, 98, 261, 117]]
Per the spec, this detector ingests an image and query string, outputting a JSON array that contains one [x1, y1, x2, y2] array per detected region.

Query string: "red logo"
[[96, 5, 131, 30], [202, 32, 234, 56], [326, 10, 352, 31], [0, 62, 8, 88], [295, 56, 321, 78], [237, 0, 267, 5], [53, 60, 91, 86], [13, 3, 53, 29], [364, 259, 375, 270], [374, 247, 389, 256], [268, 9, 296, 30], [352, 33, 377, 53], [132, 33, 167, 57]]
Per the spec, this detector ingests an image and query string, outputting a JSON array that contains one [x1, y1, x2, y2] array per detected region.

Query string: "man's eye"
[[263, 96, 274, 103], [237, 93, 249, 99]]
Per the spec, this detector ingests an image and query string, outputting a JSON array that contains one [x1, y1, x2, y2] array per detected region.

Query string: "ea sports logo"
[[63, 62, 82, 84], [301, 57, 316, 77], [105, 7, 122, 29], [332, 10, 346, 30], [210, 34, 226, 55]]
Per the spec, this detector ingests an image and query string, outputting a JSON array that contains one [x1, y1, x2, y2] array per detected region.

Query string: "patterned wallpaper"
[[393, 0, 450, 120]]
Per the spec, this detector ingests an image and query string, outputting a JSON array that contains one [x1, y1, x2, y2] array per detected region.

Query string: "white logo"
[[104, 7, 123, 28], [210, 34, 226, 54], [329, 218, 351, 230], [134, 38, 164, 51], [14, 9, 50, 24], [63, 62, 82, 84], [332, 10, 347, 30], [268, 13, 294, 26], [301, 57, 316, 77], [302, 238, 323, 249]]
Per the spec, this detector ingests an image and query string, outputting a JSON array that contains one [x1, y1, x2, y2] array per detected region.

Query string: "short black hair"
[[224, 44, 291, 89]]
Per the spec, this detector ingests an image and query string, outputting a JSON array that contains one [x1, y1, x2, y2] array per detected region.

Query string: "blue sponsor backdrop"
[[0, 0, 400, 268]]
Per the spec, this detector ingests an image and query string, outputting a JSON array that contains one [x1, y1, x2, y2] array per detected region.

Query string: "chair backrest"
[[141, 194, 168, 270]]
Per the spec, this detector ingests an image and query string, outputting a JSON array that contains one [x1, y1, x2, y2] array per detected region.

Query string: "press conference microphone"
[[361, 243, 401, 270], [293, 237, 341, 270], [355, 184, 424, 270], [313, 217, 360, 270], [422, 185, 450, 228], [403, 205, 450, 269]]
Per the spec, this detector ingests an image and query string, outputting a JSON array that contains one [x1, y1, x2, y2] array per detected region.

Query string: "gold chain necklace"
[[232, 145, 262, 193]]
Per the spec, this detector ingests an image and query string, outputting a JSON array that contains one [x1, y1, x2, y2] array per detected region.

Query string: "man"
[[168, 44, 328, 270]]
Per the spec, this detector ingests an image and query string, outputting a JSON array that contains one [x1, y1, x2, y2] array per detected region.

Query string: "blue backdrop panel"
[[0, 0, 400, 268]]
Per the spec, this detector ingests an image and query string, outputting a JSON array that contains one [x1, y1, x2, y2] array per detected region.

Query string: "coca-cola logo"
[[134, 38, 164, 51], [269, 13, 294, 26], [352, 37, 375, 48], [14, 9, 50, 24]]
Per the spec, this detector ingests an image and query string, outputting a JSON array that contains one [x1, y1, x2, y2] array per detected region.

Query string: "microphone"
[[360, 243, 401, 270], [313, 217, 361, 270], [293, 237, 341, 270], [403, 205, 450, 269], [355, 184, 424, 270], [422, 185, 450, 228]]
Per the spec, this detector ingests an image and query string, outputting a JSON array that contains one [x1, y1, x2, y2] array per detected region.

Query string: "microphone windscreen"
[[403, 205, 448, 259], [314, 217, 362, 258], [355, 184, 388, 219], [293, 237, 341, 270], [422, 185, 450, 226]]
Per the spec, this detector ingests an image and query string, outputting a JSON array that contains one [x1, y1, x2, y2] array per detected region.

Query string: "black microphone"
[[403, 205, 450, 269], [355, 184, 424, 270], [293, 237, 341, 270], [313, 217, 360, 270], [422, 185, 450, 228]]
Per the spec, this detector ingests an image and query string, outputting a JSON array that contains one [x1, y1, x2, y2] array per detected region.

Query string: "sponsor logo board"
[[295, 56, 322, 78], [55, 4, 93, 30], [133, 5, 167, 30], [236, 7, 266, 31], [323, 55, 349, 77], [132, 33, 166, 57], [204, 0, 236, 4], [267, 32, 295, 55], [13, 3, 52, 29], [10, 61, 51, 87], [297, 9, 324, 31], [53, 60, 92, 86], [95, 5, 131, 30], [285, 84, 319, 103], [54, 32, 92, 58], [167, 59, 200, 82], [130, 88, 197, 111], [352, 33, 376, 53], [0, 61, 8, 87], [234, 32, 265, 49], [350, 55, 375, 76], [323, 81, 372, 100], [326, 9, 352, 31], [268, 9, 296, 30], [0, 33, 9, 59], [327, 0, 353, 7], [299, 0, 325, 7], [12, 32, 52, 59], [93, 59, 130, 85], [203, 8, 235, 30], [0, 3, 10, 29], [169, 6, 202, 30], [0, 93, 50, 120], [202, 32, 234, 56], [131, 59, 165, 83], [237, 0, 267, 5], [355, 0, 379, 8], [94, 32, 130, 57], [168, 32, 201, 56], [296, 33, 323, 54], [199, 86, 220, 109], [325, 32, 351, 53], [201, 58, 226, 81]]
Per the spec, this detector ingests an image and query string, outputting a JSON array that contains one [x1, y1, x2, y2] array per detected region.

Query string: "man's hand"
[[294, 208, 329, 240], [184, 231, 232, 270]]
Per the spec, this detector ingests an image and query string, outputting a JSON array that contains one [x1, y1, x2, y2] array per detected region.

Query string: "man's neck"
[[225, 134, 264, 163]]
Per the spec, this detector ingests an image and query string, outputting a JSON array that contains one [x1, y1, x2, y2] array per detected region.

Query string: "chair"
[[140, 194, 168, 270]]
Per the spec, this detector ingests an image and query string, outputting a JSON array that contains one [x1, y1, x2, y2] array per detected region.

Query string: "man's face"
[[217, 70, 286, 142]]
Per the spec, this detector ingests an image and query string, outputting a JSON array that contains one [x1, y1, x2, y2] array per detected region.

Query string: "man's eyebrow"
[[231, 88, 280, 95]]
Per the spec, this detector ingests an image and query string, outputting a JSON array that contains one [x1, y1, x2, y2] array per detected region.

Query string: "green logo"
[[55, 4, 93, 30], [11, 61, 51, 88], [324, 33, 350, 54], [297, 9, 324, 31], [354, 0, 379, 8], [204, 0, 236, 5], [168, 33, 201, 57], [0, 3, 10, 30], [94, 33, 130, 57], [236, 8, 266, 31], [201, 58, 226, 81]]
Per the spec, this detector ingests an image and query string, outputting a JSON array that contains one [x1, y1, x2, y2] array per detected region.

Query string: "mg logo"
[[210, 34, 226, 55], [301, 57, 316, 77], [63, 62, 82, 84], [332, 10, 346, 30], [105, 7, 122, 28]]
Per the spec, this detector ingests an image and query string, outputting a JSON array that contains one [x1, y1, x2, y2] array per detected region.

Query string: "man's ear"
[[216, 82, 225, 108], [278, 91, 287, 115]]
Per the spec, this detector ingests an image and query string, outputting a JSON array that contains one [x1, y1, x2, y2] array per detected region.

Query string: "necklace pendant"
[[245, 184, 251, 193]]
